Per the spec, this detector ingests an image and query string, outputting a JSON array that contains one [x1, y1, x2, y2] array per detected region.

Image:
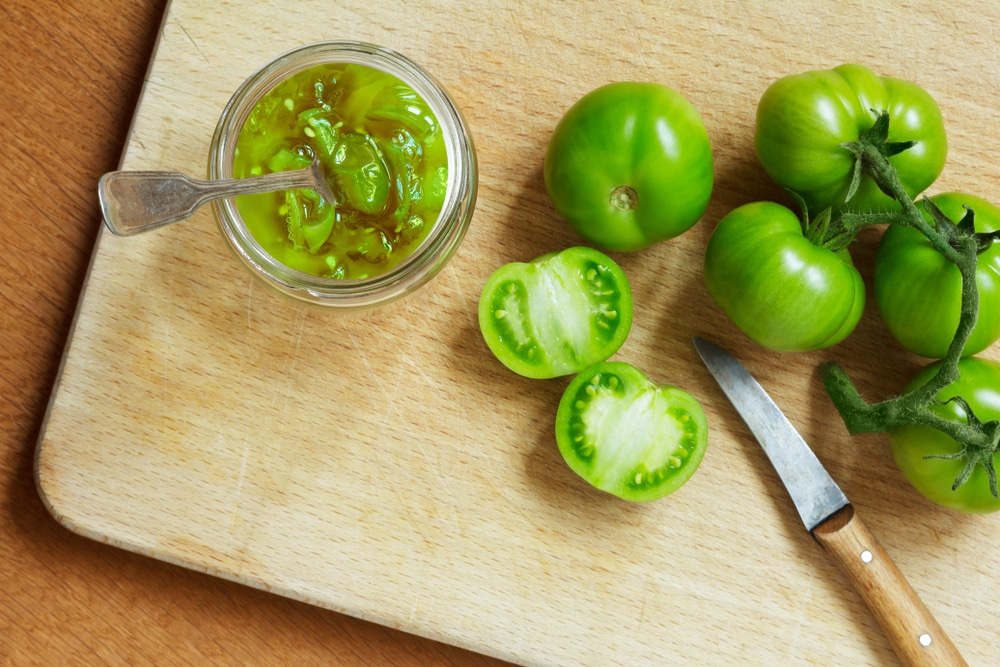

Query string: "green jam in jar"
[[232, 62, 449, 279]]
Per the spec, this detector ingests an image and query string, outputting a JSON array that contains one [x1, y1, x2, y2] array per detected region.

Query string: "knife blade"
[[693, 337, 967, 667], [693, 337, 849, 531]]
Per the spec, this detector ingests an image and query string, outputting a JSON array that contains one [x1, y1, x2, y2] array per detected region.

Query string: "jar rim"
[[209, 40, 477, 309]]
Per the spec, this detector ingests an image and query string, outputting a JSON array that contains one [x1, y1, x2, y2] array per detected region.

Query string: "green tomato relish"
[[232, 62, 449, 279]]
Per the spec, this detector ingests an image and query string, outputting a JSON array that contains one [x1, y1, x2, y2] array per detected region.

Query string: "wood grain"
[[0, 1, 505, 665], [15, 0, 1000, 665]]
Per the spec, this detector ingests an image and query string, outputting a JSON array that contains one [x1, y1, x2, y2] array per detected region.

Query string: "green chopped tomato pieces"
[[302, 114, 339, 159], [331, 133, 390, 216], [266, 148, 312, 173], [425, 165, 448, 210], [478, 247, 633, 379], [383, 130, 420, 223], [232, 62, 448, 279], [299, 195, 338, 253], [556, 362, 708, 502], [366, 83, 438, 137]]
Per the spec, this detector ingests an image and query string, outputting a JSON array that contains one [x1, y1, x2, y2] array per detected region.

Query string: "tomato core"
[[610, 185, 637, 212]]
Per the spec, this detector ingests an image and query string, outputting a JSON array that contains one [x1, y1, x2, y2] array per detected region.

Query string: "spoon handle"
[[98, 167, 323, 236]]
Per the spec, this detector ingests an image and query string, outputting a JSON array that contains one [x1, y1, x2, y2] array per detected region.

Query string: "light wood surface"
[[14, 0, 1000, 665], [2, 1, 504, 665], [813, 506, 968, 666]]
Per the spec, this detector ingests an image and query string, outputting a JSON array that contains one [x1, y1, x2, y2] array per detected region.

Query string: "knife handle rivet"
[[860, 550, 873, 564], [919, 633, 933, 647]]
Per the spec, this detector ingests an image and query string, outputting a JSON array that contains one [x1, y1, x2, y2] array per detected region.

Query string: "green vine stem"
[[817, 112, 1000, 496]]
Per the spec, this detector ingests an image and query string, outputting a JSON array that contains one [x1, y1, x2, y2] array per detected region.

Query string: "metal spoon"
[[98, 159, 337, 236]]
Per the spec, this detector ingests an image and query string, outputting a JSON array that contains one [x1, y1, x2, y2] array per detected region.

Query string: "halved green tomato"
[[555, 362, 708, 501], [478, 247, 633, 379]]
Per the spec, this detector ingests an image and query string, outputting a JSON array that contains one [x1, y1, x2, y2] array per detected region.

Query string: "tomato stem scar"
[[610, 186, 637, 211]]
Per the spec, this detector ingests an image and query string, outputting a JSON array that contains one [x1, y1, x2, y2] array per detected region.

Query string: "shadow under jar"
[[209, 41, 477, 310]]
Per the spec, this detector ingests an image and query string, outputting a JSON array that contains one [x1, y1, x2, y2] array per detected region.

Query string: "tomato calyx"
[[788, 192, 855, 252], [785, 113, 925, 253], [841, 111, 917, 204], [820, 111, 1000, 498], [801, 112, 931, 252], [913, 196, 1000, 257], [923, 398, 1000, 496]]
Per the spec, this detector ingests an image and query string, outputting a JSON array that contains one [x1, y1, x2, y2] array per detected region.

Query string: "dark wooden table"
[[0, 2, 508, 663]]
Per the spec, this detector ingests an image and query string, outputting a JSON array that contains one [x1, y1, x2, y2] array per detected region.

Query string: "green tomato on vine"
[[754, 63, 947, 215], [703, 201, 865, 352], [710, 62, 1000, 513], [875, 192, 1000, 359]]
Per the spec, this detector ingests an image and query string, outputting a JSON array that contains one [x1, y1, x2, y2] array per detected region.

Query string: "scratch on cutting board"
[[407, 588, 422, 623], [416, 435, 460, 522], [145, 77, 204, 101], [149, 293, 174, 393], [272, 313, 308, 424], [401, 353, 462, 520], [245, 279, 255, 331], [376, 346, 464, 531], [175, 21, 210, 64], [786, 570, 814, 660], [446, 266, 477, 331], [344, 327, 394, 403], [614, 4, 650, 71], [636, 575, 650, 631], [227, 435, 252, 545]]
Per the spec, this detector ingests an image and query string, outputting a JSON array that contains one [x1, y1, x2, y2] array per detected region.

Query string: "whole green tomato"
[[544, 82, 713, 252], [755, 63, 947, 214], [874, 192, 1000, 359], [889, 357, 1000, 513], [703, 201, 865, 352]]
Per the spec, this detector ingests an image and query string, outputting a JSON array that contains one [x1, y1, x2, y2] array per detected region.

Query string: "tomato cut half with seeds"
[[478, 247, 633, 379], [555, 362, 708, 502]]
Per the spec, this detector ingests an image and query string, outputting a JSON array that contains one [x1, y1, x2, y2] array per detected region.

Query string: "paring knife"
[[693, 337, 967, 667]]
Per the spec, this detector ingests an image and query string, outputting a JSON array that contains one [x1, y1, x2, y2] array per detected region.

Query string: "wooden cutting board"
[[36, 1, 1000, 664]]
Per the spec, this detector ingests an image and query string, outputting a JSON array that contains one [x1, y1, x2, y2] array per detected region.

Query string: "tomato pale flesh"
[[478, 248, 633, 379], [489, 266, 613, 369], [556, 363, 708, 502]]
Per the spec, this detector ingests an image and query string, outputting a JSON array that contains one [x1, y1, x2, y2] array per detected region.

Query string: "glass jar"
[[208, 41, 477, 310]]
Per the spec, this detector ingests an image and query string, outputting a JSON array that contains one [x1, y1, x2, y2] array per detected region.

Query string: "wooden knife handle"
[[812, 505, 967, 667]]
